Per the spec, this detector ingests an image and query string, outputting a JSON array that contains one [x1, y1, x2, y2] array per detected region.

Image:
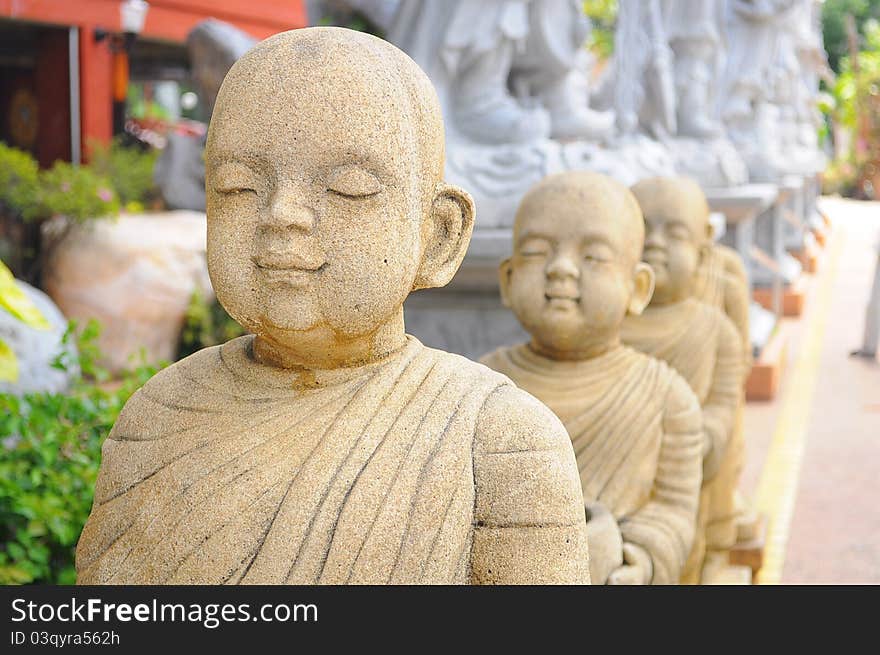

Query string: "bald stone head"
[[630, 176, 711, 305], [204, 27, 474, 366], [501, 171, 654, 360]]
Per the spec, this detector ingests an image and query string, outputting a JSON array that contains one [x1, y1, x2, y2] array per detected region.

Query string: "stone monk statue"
[[75, 27, 591, 585], [481, 172, 703, 584], [621, 176, 745, 584], [694, 229, 758, 552]]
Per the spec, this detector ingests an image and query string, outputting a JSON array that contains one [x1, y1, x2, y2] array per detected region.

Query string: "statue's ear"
[[413, 183, 475, 291], [628, 262, 655, 315], [498, 258, 513, 308]]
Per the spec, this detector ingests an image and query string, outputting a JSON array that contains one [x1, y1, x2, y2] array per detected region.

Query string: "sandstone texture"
[[75, 27, 590, 585]]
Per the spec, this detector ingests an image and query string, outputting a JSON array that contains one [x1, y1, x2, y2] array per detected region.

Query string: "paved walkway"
[[740, 197, 880, 584]]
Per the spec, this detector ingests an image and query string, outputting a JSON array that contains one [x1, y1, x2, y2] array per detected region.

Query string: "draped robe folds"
[[621, 298, 744, 581], [480, 344, 703, 584], [694, 244, 751, 363], [694, 244, 752, 550], [75, 335, 590, 585]]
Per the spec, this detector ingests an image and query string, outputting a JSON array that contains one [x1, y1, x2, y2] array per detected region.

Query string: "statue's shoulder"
[[414, 342, 567, 451], [474, 380, 570, 455], [698, 298, 741, 342], [476, 344, 516, 377], [690, 295, 729, 327], [109, 343, 231, 442], [136, 343, 228, 405], [619, 345, 691, 403]]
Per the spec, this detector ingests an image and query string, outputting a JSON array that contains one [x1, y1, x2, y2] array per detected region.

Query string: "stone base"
[[753, 275, 808, 317], [703, 565, 753, 585], [668, 136, 748, 189], [729, 514, 766, 577], [404, 286, 526, 361], [701, 551, 753, 585], [735, 500, 763, 542], [746, 323, 789, 401], [790, 242, 821, 274], [445, 135, 676, 229]]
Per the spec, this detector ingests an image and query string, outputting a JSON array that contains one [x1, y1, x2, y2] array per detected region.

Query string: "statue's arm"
[[719, 248, 753, 366], [618, 376, 704, 584], [703, 317, 745, 480], [470, 385, 591, 584]]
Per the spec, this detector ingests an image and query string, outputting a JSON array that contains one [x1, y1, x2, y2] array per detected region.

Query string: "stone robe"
[[622, 298, 744, 582], [76, 335, 590, 585], [481, 344, 703, 584], [694, 244, 751, 549], [694, 244, 751, 360]]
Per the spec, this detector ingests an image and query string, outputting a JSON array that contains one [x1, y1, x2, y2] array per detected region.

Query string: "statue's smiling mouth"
[[253, 255, 326, 272], [253, 258, 327, 286], [643, 248, 667, 266], [545, 292, 580, 303]]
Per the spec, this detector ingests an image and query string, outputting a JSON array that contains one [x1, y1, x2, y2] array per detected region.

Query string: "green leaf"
[[7, 542, 26, 561]]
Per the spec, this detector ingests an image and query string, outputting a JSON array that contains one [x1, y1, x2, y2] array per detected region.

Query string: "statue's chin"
[[263, 298, 322, 333]]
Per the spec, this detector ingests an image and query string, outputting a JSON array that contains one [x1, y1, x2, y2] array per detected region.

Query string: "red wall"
[[0, 0, 308, 159], [34, 29, 72, 167]]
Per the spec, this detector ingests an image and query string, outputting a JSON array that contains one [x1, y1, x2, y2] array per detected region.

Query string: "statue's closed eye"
[[583, 242, 614, 263], [519, 237, 551, 257], [213, 162, 260, 194], [327, 166, 382, 198]]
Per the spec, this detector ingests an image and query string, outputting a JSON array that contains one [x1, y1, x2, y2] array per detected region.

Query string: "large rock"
[[42, 211, 212, 374], [0, 280, 76, 395]]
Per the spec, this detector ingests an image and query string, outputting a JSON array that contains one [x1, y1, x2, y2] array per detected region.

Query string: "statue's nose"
[[644, 227, 665, 249], [546, 252, 580, 280], [267, 187, 315, 232]]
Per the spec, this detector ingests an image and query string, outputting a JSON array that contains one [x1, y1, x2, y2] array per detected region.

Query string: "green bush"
[[0, 142, 160, 223], [89, 138, 159, 208], [37, 163, 120, 224], [0, 320, 163, 585], [822, 0, 880, 74], [0, 143, 41, 221], [827, 18, 880, 197], [178, 289, 245, 359]]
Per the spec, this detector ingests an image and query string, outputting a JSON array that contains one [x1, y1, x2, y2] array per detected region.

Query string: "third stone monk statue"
[[621, 176, 746, 584], [75, 27, 590, 585], [481, 172, 703, 584]]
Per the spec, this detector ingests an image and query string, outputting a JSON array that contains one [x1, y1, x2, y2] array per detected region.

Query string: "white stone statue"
[[786, 0, 832, 173], [333, 0, 676, 228], [611, 0, 747, 188], [663, 0, 724, 139], [386, 0, 614, 144], [720, 0, 800, 182]]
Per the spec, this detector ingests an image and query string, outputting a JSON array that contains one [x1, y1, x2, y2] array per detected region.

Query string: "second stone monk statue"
[[481, 172, 703, 585], [622, 176, 746, 584], [74, 27, 591, 585]]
